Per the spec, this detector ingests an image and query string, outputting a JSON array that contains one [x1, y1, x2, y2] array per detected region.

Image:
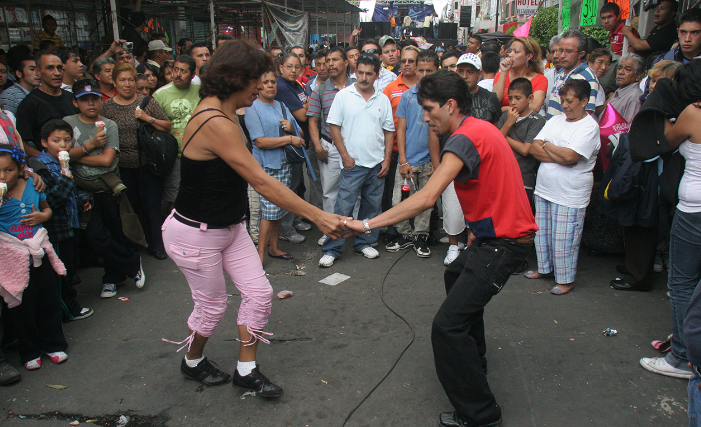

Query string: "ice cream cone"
[[95, 120, 105, 134], [0, 182, 6, 199], [58, 151, 70, 175]]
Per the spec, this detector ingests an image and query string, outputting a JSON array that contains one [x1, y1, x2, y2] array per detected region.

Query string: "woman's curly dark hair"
[[199, 40, 272, 100]]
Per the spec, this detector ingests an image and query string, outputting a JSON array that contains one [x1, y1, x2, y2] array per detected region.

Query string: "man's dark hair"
[[34, 50, 60, 67], [42, 14, 56, 24], [175, 55, 196, 74], [38, 41, 57, 51], [662, 0, 679, 12], [680, 7, 701, 25], [41, 119, 73, 142], [60, 48, 80, 64], [469, 34, 483, 45], [7, 45, 33, 79], [200, 40, 271, 100], [600, 2, 621, 16], [480, 40, 501, 54], [71, 78, 99, 98], [508, 77, 533, 97], [357, 53, 381, 73], [136, 61, 158, 76], [361, 39, 381, 52], [417, 49, 440, 68], [288, 45, 305, 55], [440, 49, 462, 67], [559, 78, 591, 100], [417, 69, 472, 114], [675, 58, 701, 105], [327, 46, 347, 60], [216, 33, 235, 45], [129, 12, 146, 28], [152, 33, 167, 42], [345, 45, 359, 54], [185, 42, 210, 57], [561, 29, 589, 55], [481, 52, 500, 74], [315, 49, 328, 60], [177, 38, 192, 48], [92, 57, 116, 78]]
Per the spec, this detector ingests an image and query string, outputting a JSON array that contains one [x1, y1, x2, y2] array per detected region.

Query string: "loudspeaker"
[[459, 6, 472, 27], [439, 23, 458, 39], [359, 21, 392, 39]]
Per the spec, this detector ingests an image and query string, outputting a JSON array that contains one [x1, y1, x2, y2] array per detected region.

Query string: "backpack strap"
[[139, 95, 152, 111]]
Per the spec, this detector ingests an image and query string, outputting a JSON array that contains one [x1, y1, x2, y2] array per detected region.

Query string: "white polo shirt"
[[326, 83, 395, 168]]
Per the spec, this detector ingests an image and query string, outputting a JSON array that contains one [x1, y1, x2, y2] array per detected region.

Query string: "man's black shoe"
[[438, 411, 502, 427], [232, 365, 283, 398], [610, 278, 651, 292], [180, 358, 232, 386], [386, 235, 413, 252], [151, 250, 169, 260], [480, 354, 488, 375]]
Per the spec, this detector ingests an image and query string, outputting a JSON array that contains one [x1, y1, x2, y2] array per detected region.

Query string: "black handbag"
[[137, 96, 179, 177], [278, 104, 306, 164]]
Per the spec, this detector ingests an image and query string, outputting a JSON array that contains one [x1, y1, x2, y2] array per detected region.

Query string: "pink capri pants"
[[162, 211, 273, 345]]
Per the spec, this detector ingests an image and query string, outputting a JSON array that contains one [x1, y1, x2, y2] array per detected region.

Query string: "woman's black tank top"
[[174, 109, 248, 227]]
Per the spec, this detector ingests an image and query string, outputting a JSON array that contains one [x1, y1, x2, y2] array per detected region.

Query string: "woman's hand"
[[135, 108, 151, 123], [290, 136, 304, 148], [314, 212, 352, 240], [499, 57, 513, 74], [280, 119, 294, 134]]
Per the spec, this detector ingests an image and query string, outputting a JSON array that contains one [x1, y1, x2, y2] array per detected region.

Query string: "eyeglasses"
[[283, 64, 303, 70], [557, 48, 578, 55], [363, 49, 378, 54], [400, 59, 416, 64]]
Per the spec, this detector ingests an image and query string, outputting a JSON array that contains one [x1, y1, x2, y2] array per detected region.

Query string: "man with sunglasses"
[[356, 39, 397, 92]]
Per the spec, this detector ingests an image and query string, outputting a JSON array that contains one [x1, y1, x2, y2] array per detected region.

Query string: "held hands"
[[341, 219, 365, 239], [20, 205, 49, 226], [314, 212, 354, 240]]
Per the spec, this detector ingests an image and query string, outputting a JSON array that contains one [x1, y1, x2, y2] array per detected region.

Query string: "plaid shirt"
[[35, 152, 90, 242]]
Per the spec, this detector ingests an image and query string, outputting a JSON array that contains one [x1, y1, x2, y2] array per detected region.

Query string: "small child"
[[0, 144, 69, 370], [497, 77, 546, 208], [35, 119, 93, 322]]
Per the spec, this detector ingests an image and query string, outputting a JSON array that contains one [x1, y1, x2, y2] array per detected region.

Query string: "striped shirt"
[[306, 77, 354, 140], [546, 62, 601, 119]]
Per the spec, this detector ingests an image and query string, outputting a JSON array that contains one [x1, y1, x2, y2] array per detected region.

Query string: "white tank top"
[[678, 140, 701, 213]]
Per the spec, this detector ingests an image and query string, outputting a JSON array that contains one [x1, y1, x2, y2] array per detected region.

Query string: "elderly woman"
[[492, 37, 548, 113], [526, 79, 601, 295], [245, 69, 305, 264], [587, 48, 613, 80], [648, 59, 681, 93], [605, 53, 644, 124], [161, 41, 346, 396], [102, 63, 171, 260]]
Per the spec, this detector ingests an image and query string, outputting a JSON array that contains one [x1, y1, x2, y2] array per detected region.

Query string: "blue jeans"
[[433, 24, 439, 39], [321, 164, 384, 257], [690, 374, 701, 427], [667, 209, 701, 368]]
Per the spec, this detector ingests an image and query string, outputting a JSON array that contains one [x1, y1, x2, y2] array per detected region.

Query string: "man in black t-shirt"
[[622, 0, 678, 58], [455, 53, 501, 124], [15, 51, 78, 156]]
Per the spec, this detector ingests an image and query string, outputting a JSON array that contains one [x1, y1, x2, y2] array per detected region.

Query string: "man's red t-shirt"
[[610, 21, 639, 56], [441, 116, 538, 239]]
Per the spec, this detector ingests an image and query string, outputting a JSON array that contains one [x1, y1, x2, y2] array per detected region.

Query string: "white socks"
[[237, 360, 256, 376], [185, 355, 204, 368]]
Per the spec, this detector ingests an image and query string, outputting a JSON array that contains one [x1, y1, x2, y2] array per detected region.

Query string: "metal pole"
[[210, 0, 216, 51], [494, 0, 500, 31], [110, 0, 120, 39], [558, 0, 563, 33]]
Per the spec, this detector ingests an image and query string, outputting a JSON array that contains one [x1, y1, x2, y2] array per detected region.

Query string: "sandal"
[[651, 334, 673, 353], [524, 270, 552, 279], [550, 284, 574, 295]]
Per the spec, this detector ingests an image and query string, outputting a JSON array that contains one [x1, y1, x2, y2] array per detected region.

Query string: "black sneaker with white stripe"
[[386, 235, 413, 252], [413, 234, 431, 258]]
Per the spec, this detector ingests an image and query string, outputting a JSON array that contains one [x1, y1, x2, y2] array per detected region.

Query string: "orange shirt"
[[382, 74, 413, 152]]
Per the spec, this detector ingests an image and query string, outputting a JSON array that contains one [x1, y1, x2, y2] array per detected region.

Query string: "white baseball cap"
[[456, 53, 481, 71]]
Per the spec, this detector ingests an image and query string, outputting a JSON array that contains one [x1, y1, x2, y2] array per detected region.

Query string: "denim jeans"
[[690, 374, 701, 427], [668, 209, 701, 368], [435, 238, 530, 424], [321, 163, 384, 257]]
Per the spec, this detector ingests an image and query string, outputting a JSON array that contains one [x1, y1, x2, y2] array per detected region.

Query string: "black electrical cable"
[[341, 249, 415, 427]]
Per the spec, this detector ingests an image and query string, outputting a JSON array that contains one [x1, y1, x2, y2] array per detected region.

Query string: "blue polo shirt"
[[0, 178, 46, 240], [396, 85, 431, 166]]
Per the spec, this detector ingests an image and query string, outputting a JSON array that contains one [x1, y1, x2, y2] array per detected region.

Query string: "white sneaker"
[[358, 246, 379, 259], [639, 357, 693, 379], [319, 254, 337, 267], [133, 257, 145, 288], [444, 245, 461, 266], [318, 235, 327, 246], [101, 283, 117, 298], [294, 222, 312, 231]]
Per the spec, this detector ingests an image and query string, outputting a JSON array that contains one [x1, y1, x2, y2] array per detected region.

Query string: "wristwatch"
[[362, 219, 372, 235]]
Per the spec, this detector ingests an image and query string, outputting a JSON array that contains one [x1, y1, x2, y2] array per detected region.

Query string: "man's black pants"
[[433, 238, 530, 424]]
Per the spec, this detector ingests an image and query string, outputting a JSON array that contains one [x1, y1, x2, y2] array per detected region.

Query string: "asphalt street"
[[0, 229, 690, 427]]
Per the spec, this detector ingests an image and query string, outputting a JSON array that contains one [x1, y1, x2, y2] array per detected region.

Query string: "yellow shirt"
[[33, 31, 65, 50]]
